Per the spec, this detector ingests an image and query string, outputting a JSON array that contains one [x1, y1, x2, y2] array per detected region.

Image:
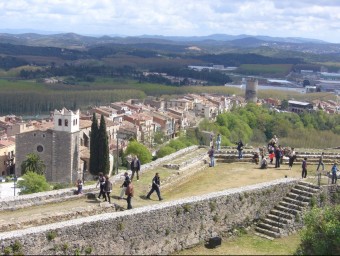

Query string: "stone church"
[[16, 108, 82, 183]]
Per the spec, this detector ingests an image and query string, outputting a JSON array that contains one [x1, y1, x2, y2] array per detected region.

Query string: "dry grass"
[[174, 232, 301, 255]]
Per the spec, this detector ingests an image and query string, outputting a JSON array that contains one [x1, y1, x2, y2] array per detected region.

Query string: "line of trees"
[[150, 67, 232, 85], [0, 89, 146, 115], [201, 103, 340, 149]]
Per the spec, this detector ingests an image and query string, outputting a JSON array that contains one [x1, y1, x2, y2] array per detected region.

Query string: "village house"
[[123, 112, 155, 146], [110, 102, 132, 115], [144, 111, 175, 139], [0, 139, 15, 176], [166, 98, 192, 111], [144, 96, 165, 110]]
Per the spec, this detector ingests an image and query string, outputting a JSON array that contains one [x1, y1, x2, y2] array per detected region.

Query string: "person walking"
[[104, 175, 112, 203], [130, 155, 141, 181], [302, 157, 308, 178], [236, 140, 244, 159], [331, 162, 339, 184], [146, 173, 163, 201], [125, 180, 134, 210], [96, 172, 106, 199], [317, 152, 325, 171], [216, 134, 221, 151], [274, 146, 281, 168], [119, 172, 130, 200], [208, 146, 215, 167], [288, 147, 296, 170]]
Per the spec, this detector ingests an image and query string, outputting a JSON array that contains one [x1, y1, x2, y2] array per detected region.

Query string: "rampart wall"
[[0, 178, 297, 255]]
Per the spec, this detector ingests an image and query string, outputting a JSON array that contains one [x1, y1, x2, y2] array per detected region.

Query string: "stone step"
[[298, 181, 320, 190], [262, 218, 286, 228], [291, 188, 314, 198], [274, 204, 299, 216], [282, 197, 308, 207], [257, 222, 282, 233], [287, 192, 311, 202], [279, 201, 303, 211], [270, 209, 294, 220], [254, 232, 275, 240], [255, 226, 281, 238], [266, 214, 290, 224], [295, 184, 319, 194]]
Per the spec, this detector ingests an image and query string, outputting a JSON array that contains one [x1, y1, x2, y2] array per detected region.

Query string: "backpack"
[[108, 181, 112, 191], [125, 183, 134, 197]]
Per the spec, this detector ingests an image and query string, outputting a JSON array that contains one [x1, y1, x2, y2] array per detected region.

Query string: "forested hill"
[[0, 42, 305, 70]]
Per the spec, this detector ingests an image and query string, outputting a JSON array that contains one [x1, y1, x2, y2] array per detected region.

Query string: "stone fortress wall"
[[0, 178, 298, 255]]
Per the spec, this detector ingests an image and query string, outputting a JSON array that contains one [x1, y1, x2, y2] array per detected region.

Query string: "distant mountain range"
[[0, 30, 339, 56]]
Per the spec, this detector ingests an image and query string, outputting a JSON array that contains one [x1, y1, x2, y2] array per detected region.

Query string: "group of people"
[[95, 155, 163, 209]]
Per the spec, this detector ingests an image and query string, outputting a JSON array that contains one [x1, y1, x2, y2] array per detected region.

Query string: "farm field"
[[238, 64, 293, 75]]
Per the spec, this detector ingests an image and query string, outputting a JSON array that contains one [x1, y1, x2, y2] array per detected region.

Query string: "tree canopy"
[[20, 153, 46, 175], [125, 141, 152, 164], [203, 103, 340, 148]]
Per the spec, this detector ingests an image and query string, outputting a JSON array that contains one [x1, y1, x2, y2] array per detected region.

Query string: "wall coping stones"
[[0, 146, 199, 209]]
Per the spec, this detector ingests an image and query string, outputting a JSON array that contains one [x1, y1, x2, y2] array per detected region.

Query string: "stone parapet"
[[0, 178, 298, 255]]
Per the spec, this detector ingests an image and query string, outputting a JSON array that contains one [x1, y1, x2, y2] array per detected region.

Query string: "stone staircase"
[[255, 181, 319, 239]]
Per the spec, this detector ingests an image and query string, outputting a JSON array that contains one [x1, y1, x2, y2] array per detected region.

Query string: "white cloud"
[[0, 0, 339, 42]]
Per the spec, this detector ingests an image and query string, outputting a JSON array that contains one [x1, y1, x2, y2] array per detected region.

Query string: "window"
[[58, 119, 62, 126], [33, 133, 36, 137], [37, 145, 43, 153], [65, 119, 68, 126], [42, 134, 46, 138]]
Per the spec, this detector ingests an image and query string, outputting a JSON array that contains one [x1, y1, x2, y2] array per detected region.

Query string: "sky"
[[1, 0, 340, 43]]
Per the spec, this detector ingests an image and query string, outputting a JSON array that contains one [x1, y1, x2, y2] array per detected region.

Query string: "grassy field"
[[0, 79, 47, 92], [238, 64, 293, 75], [174, 232, 301, 255]]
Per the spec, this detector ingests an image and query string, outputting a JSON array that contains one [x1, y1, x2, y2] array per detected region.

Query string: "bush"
[[17, 171, 51, 195], [296, 205, 340, 255], [157, 146, 176, 158], [168, 139, 186, 151], [125, 141, 152, 164]]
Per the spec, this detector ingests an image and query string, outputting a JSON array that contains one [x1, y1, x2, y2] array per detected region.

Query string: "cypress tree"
[[97, 114, 110, 175], [89, 113, 99, 175]]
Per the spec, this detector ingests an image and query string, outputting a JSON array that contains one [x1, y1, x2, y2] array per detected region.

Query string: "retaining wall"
[[0, 178, 298, 255], [0, 146, 199, 211]]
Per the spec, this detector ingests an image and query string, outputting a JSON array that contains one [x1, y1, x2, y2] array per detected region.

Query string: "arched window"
[[58, 119, 62, 126], [65, 119, 68, 126]]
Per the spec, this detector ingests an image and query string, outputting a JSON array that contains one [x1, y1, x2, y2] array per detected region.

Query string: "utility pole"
[[116, 131, 119, 175]]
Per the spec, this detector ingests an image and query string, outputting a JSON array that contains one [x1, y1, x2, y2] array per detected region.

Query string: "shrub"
[[85, 247, 93, 255], [296, 205, 340, 255], [17, 171, 51, 195], [182, 204, 191, 213], [168, 139, 186, 151], [156, 146, 176, 158], [125, 141, 152, 164], [47, 231, 57, 241]]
